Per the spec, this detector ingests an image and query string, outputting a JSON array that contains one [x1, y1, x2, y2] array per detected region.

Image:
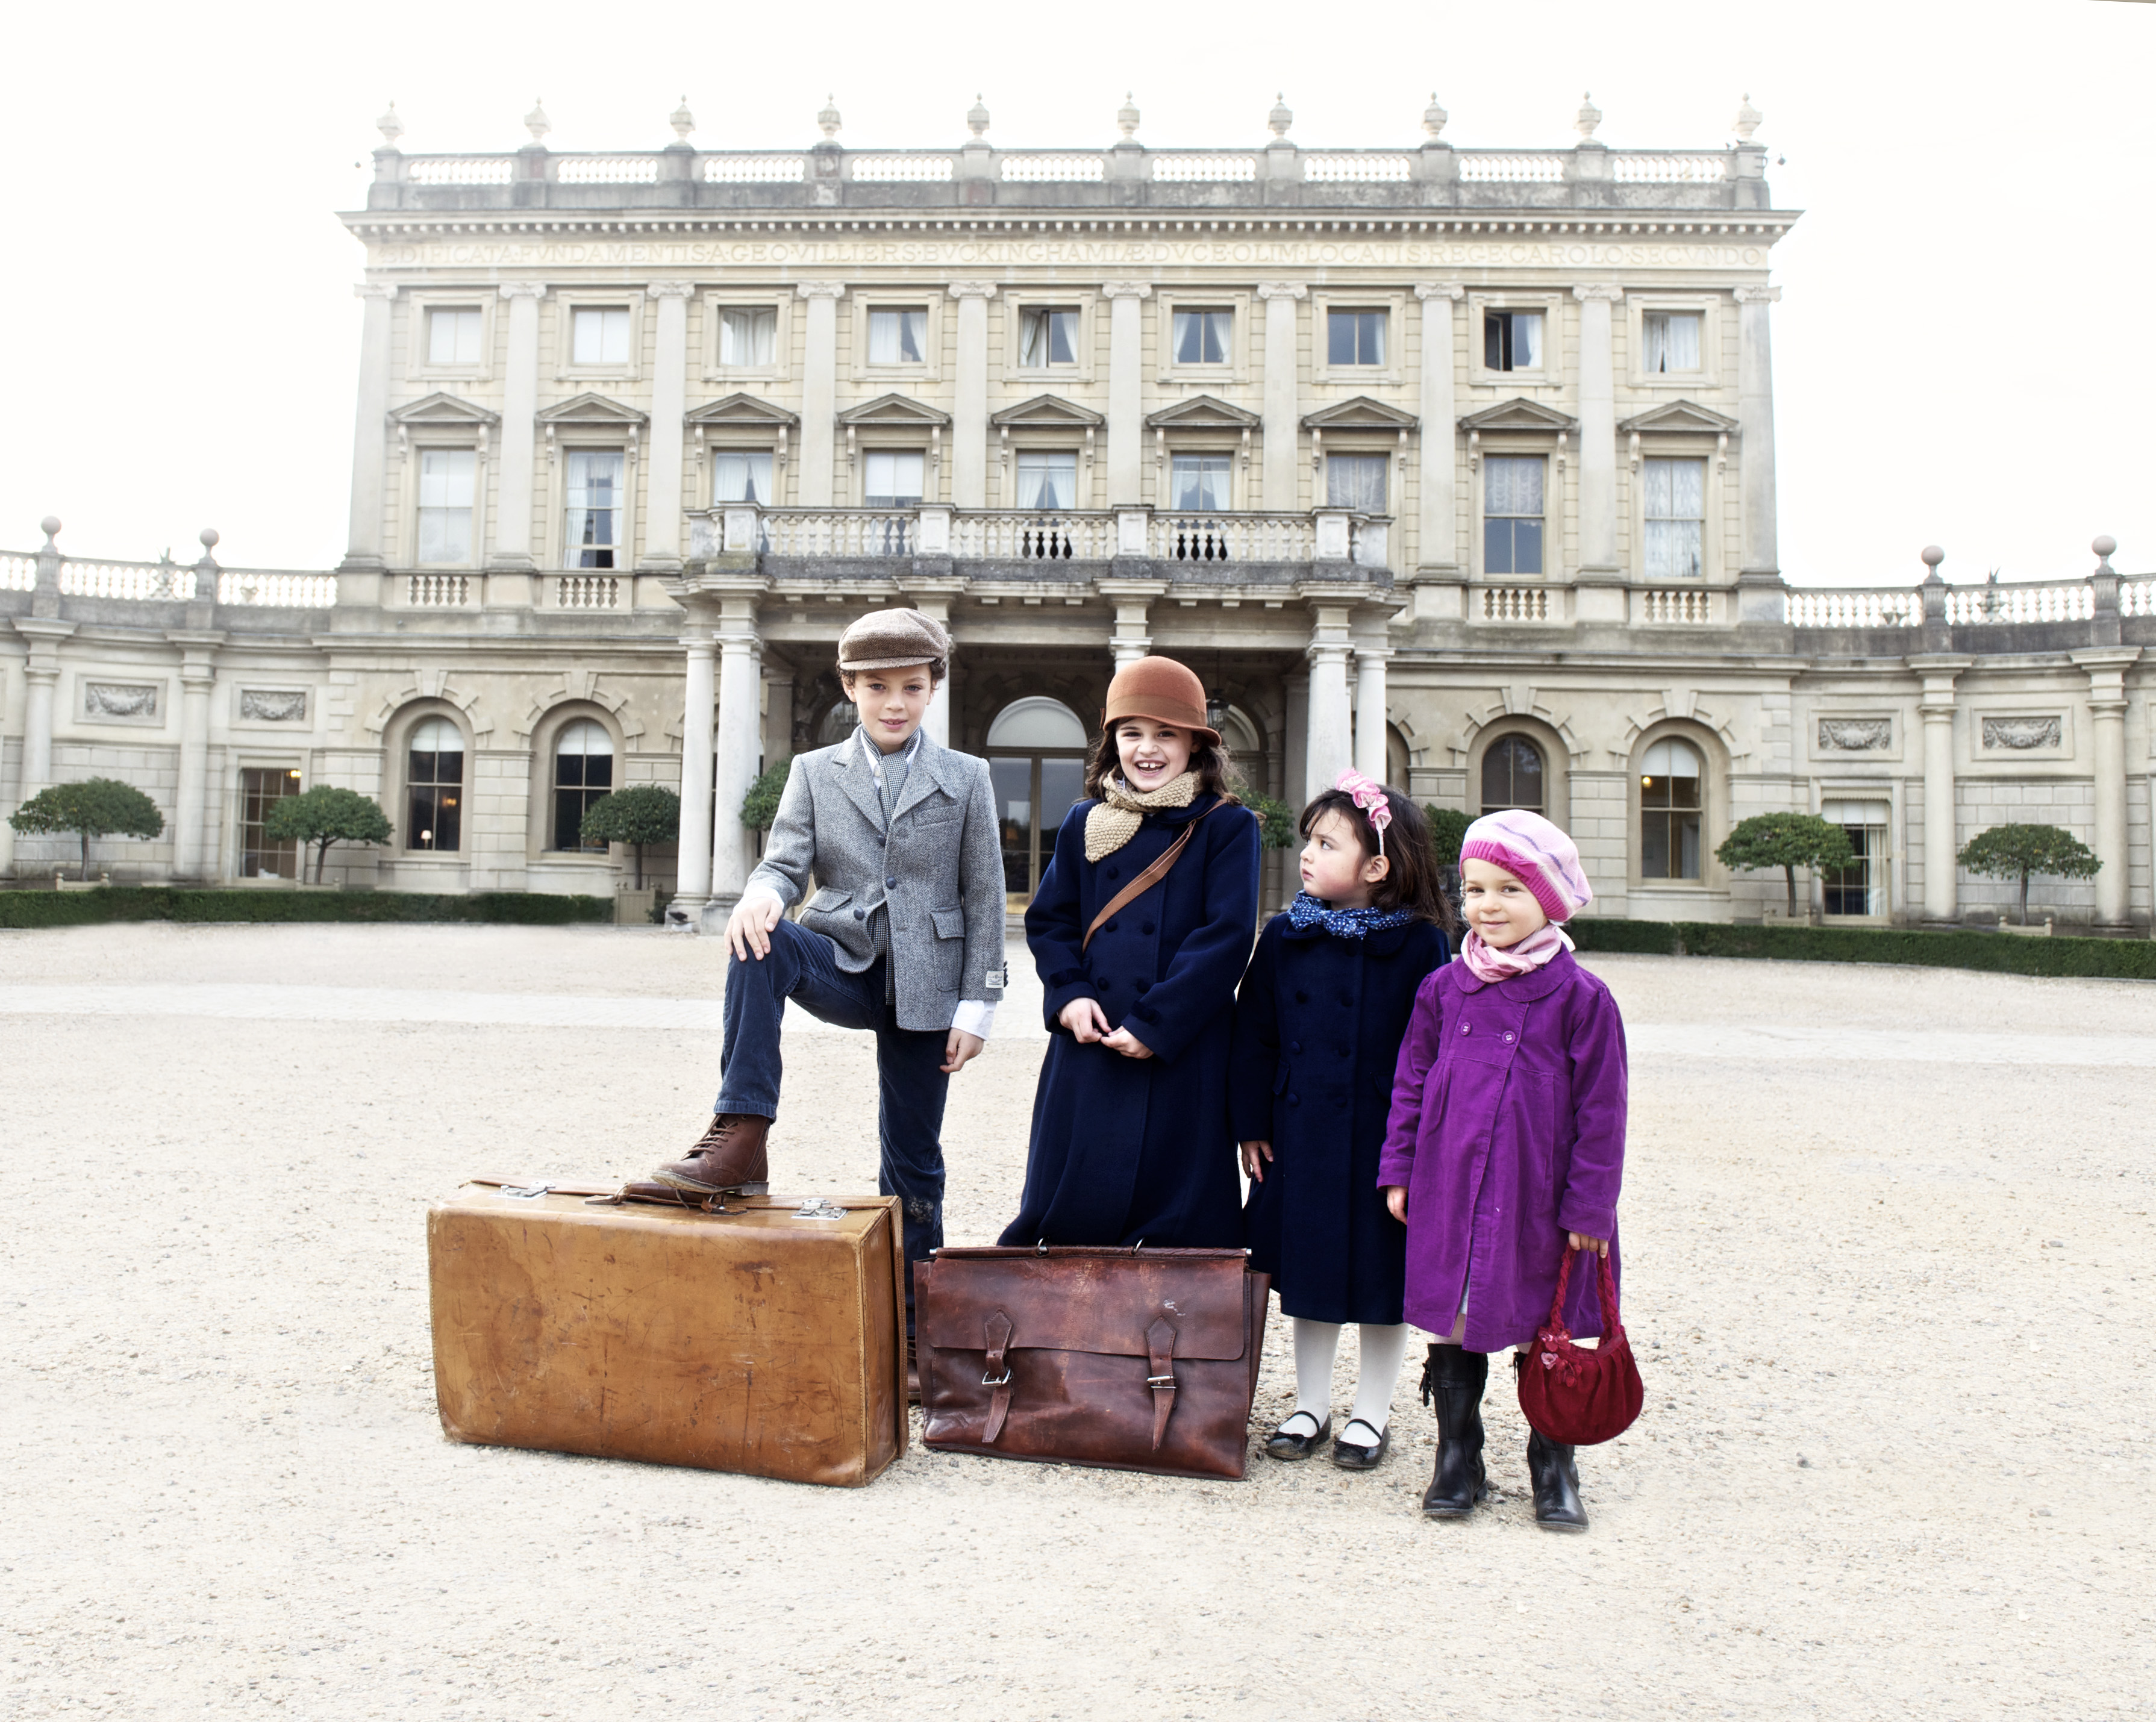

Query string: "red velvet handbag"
[[1516, 1247, 1643, 1446]]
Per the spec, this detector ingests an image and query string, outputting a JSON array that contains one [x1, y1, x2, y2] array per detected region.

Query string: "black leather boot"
[[1417, 1344, 1490, 1518], [1525, 1429, 1588, 1532]]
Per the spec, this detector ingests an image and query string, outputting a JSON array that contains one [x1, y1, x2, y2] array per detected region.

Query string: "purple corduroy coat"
[[1375, 947, 1628, 1352]]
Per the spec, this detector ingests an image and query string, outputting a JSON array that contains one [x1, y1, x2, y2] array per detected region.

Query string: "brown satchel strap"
[[981, 1309, 1014, 1444], [1081, 802, 1222, 952], [1145, 1316, 1178, 1450]]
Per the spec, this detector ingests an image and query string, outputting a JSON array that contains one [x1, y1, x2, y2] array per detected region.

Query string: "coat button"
[[1295, 990, 1309, 1003], [1339, 993, 1352, 1006], [886, 875, 898, 890], [853, 907, 866, 920], [1337, 1046, 1351, 1059], [1141, 922, 1155, 935], [1461, 1023, 1471, 1035], [1287, 1094, 1301, 1107], [1106, 865, 1120, 881], [1106, 921, 1119, 934], [1503, 1032, 1515, 1043], [1289, 1040, 1302, 1055]]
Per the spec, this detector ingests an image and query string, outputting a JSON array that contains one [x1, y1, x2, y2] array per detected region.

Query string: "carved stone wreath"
[[1817, 719, 1890, 752], [241, 690, 308, 723], [84, 682, 158, 720], [1981, 716, 2062, 750]]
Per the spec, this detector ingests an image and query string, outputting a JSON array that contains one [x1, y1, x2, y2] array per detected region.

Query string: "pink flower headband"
[[1334, 769, 1392, 853]]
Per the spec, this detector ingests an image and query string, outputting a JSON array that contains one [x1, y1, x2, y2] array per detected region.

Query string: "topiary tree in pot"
[[8, 778, 165, 879], [1957, 823, 2101, 926], [1243, 793, 1301, 852], [739, 758, 793, 835], [263, 786, 394, 884], [1715, 813, 1854, 922], [580, 785, 683, 889]]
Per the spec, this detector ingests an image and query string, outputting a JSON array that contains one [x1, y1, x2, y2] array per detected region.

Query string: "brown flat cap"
[[1102, 655, 1219, 742], [838, 608, 951, 673]]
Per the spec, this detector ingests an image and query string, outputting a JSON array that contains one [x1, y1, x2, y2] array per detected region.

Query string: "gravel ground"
[[2, 923, 2151, 1721]]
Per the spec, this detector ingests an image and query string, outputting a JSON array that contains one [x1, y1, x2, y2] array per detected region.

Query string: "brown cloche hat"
[[1101, 655, 1219, 743], [838, 607, 951, 673]]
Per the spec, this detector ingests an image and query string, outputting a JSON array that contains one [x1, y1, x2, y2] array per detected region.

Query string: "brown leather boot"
[[652, 1113, 771, 1196]]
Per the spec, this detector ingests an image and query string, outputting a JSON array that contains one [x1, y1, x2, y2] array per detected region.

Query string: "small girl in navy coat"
[[1232, 773, 1458, 1470]]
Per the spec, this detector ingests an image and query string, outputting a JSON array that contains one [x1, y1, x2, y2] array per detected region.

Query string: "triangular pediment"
[[836, 392, 952, 428], [537, 392, 649, 426], [1301, 395, 1419, 431], [1145, 394, 1260, 430], [1617, 399, 1739, 435], [389, 390, 500, 426], [992, 393, 1105, 429], [1457, 398, 1580, 434], [685, 392, 800, 428]]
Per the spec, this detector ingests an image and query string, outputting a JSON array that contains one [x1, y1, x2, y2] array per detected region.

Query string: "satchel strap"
[[981, 1308, 1014, 1444], [1080, 802, 1222, 953], [1145, 1315, 1178, 1450]]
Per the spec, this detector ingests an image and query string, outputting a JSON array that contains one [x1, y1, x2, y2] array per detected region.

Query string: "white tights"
[[1279, 1318, 1411, 1439]]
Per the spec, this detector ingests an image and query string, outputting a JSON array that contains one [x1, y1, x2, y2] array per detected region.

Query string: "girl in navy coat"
[[1233, 774, 1457, 1470], [1001, 657, 1262, 1249]]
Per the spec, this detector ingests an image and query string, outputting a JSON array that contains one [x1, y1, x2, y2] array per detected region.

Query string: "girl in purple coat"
[[1378, 810, 1627, 1532]]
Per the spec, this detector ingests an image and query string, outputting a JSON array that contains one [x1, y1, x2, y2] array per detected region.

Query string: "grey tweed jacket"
[[746, 734, 1007, 1032]]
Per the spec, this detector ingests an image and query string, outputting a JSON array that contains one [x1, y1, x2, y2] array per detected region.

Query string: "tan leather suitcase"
[[427, 1182, 907, 1487]]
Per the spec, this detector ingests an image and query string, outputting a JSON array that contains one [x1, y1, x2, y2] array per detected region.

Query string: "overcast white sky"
[[3, 0, 2148, 585]]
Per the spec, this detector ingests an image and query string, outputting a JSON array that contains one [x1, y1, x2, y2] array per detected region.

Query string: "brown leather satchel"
[[915, 1245, 1269, 1480]]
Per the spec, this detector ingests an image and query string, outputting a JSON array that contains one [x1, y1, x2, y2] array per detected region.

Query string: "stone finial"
[[40, 515, 60, 544], [524, 98, 551, 143], [1116, 92, 1140, 140], [1267, 93, 1293, 140], [2093, 534, 2118, 567], [1732, 93, 1763, 142], [817, 95, 842, 140], [376, 102, 404, 146], [1422, 92, 1449, 140], [196, 528, 221, 572], [1920, 544, 1946, 581], [670, 96, 695, 144], [966, 94, 990, 139], [1575, 92, 1602, 142]]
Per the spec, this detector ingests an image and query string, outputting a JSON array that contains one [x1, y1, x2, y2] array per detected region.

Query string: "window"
[[237, 767, 302, 879], [717, 307, 776, 369], [570, 306, 631, 366], [713, 451, 773, 505], [1643, 458, 1705, 579], [1822, 798, 1890, 917], [1483, 310, 1543, 372], [1326, 454, 1387, 513], [867, 308, 928, 365], [1015, 452, 1077, 511], [863, 451, 925, 507], [564, 451, 624, 569], [427, 307, 483, 366], [552, 719, 615, 852], [1642, 311, 1701, 374], [1640, 738, 1703, 881], [1170, 308, 1231, 365], [1170, 454, 1231, 511], [1481, 735, 1545, 814], [987, 697, 1089, 902], [407, 716, 464, 853], [1328, 310, 1386, 366], [1483, 457, 1545, 576], [1019, 307, 1080, 367], [416, 450, 475, 565]]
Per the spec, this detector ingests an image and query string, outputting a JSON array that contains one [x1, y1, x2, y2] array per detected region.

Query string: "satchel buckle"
[[1145, 1373, 1176, 1390], [982, 1368, 1011, 1388]]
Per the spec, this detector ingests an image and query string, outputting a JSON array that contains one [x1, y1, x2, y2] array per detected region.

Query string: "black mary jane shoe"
[[1263, 1414, 1331, 1462], [1331, 1418, 1391, 1470]]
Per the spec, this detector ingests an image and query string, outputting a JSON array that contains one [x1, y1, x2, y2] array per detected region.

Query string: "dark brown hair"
[[1299, 787, 1458, 932], [1084, 718, 1242, 805]]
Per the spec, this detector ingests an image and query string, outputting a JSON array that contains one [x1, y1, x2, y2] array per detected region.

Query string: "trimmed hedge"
[[0, 888, 614, 929], [1567, 916, 2156, 981]]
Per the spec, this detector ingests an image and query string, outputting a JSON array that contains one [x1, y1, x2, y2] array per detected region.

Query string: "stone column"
[[14, 620, 73, 801], [1414, 285, 1463, 574], [670, 630, 718, 917], [1573, 285, 1623, 576], [1353, 646, 1392, 782], [796, 284, 845, 507], [641, 283, 695, 570], [169, 634, 222, 881], [1735, 285, 1781, 576], [490, 283, 546, 570], [1283, 672, 1309, 819], [1102, 284, 1150, 505], [706, 593, 765, 920], [2074, 647, 2142, 928], [949, 284, 996, 508], [1304, 604, 1354, 803], [1911, 657, 1969, 924], [1103, 586, 1159, 667], [341, 284, 396, 570], [1257, 284, 1306, 510]]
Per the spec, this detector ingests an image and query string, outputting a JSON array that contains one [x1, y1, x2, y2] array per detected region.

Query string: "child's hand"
[[1567, 1232, 1609, 1258], [1058, 999, 1110, 1042], [1384, 1184, 1408, 1222], [726, 892, 784, 961], [1240, 1140, 1272, 1181], [1101, 1026, 1154, 1060], [940, 1029, 985, 1075]]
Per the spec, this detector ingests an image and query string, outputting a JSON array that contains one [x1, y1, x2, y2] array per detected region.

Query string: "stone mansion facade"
[[4, 94, 2151, 930]]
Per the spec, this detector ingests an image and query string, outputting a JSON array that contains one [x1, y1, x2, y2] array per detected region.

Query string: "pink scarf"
[[1458, 924, 1573, 984]]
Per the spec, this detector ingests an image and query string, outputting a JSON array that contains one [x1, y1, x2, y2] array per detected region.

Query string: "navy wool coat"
[[1233, 914, 1452, 1324], [1000, 794, 1262, 1249]]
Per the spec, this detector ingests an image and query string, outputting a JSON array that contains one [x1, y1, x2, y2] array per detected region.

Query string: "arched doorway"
[[986, 696, 1089, 905]]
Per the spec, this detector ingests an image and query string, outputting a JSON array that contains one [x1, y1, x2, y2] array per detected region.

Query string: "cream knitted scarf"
[[1083, 771, 1199, 863]]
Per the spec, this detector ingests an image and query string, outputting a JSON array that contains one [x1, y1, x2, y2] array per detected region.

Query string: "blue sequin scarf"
[[1286, 891, 1415, 941]]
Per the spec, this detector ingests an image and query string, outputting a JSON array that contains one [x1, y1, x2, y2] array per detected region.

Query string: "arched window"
[[407, 716, 464, 852], [985, 696, 1089, 903], [1481, 734, 1545, 814], [552, 719, 615, 851], [1640, 737, 1704, 879]]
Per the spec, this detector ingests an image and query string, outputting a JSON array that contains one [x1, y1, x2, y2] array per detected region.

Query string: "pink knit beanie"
[[1459, 810, 1593, 923]]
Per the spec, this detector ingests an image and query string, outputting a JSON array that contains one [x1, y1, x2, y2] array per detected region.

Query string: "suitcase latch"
[[499, 1184, 552, 1200], [793, 1198, 848, 1221]]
